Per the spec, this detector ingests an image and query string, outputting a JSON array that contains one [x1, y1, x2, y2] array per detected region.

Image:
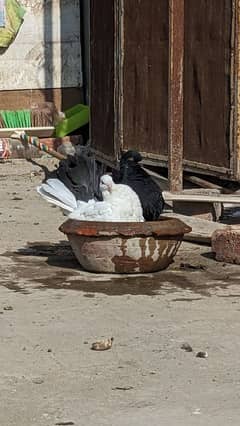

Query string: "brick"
[[212, 225, 240, 264], [40, 135, 83, 151]]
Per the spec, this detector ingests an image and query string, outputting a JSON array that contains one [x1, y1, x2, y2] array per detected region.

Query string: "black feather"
[[112, 150, 164, 221], [120, 150, 143, 163], [54, 146, 105, 201]]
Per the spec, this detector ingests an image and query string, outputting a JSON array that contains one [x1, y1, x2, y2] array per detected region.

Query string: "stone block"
[[212, 225, 240, 264]]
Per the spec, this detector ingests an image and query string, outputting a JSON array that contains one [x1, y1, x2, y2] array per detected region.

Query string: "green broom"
[[0, 110, 32, 128]]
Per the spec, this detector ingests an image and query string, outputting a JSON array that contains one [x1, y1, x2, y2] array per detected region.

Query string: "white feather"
[[37, 186, 73, 214], [69, 200, 113, 221], [43, 179, 77, 210], [100, 175, 144, 222], [37, 178, 77, 214]]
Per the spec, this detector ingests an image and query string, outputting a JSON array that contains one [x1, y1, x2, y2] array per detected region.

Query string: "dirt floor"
[[1, 158, 240, 426]]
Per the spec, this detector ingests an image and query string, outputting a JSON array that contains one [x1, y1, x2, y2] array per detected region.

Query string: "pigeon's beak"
[[107, 184, 112, 193], [100, 182, 110, 193]]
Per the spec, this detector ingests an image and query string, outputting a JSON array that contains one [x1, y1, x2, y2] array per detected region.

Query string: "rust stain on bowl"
[[59, 217, 191, 274]]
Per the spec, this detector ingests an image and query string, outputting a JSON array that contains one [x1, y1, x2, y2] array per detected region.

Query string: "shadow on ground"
[[0, 241, 239, 299]]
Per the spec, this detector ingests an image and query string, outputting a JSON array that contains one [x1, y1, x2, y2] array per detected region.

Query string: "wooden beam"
[[168, 0, 184, 192], [163, 191, 240, 204], [233, 0, 240, 179], [184, 175, 233, 194]]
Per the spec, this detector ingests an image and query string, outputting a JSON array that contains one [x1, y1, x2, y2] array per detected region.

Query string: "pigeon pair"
[[37, 149, 164, 222], [37, 174, 144, 222]]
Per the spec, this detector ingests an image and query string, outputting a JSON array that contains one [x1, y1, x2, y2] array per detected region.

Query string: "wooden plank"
[[114, 0, 124, 153], [235, 0, 240, 179], [0, 127, 55, 139], [142, 166, 169, 191], [122, 0, 169, 157], [184, 0, 232, 169], [163, 191, 240, 203], [90, 0, 115, 159], [184, 175, 232, 194], [168, 0, 184, 192], [0, 88, 84, 112], [164, 212, 227, 244], [139, 153, 234, 179]]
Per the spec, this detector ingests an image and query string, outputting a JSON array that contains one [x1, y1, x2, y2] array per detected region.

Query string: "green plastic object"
[[55, 104, 89, 138], [0, 109, 31, 128]]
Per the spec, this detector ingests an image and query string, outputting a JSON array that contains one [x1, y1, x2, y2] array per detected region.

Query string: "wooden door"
[[90, 0, 169, 164], [122, 0, 169, 158], [90, 0, 237, 179]]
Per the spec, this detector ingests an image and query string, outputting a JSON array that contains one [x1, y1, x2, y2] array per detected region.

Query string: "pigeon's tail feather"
[[44, 179, 77, 209], [37, 187, 74, 213], [37, 178, 77, 212], [55, 151, 107, 201]]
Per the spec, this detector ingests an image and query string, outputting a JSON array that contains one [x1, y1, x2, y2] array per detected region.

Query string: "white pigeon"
[[37, 175, 144, 222], [99, 174, 144, 222]]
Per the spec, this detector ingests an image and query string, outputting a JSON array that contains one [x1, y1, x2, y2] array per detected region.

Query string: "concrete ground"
[[1, 158, 240, 426]]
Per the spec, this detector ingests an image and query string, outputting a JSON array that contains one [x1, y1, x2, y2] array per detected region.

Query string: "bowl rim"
[[59, 216, 192, 238]]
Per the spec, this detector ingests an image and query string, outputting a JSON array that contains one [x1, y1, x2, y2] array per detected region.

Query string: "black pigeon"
[[112, 150, 164, 221], [56, 146, 105, 201]]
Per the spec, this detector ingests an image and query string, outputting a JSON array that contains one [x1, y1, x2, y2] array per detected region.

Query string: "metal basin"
[[59, 217, 192, 274]]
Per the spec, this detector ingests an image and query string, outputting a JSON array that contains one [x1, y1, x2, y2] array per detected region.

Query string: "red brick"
[[212, 226, 240, 264]]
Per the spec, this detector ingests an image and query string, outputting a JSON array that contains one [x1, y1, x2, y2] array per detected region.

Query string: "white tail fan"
[[37, 178, 77, 213], [45, 179, 77, 209]]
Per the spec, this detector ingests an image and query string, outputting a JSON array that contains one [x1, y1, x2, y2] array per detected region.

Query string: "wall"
[[0, 0, 83, 110]]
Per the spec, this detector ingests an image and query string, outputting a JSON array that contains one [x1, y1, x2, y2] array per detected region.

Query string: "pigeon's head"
[[99, 174, 114, 194], [120, 150, 142, 164]]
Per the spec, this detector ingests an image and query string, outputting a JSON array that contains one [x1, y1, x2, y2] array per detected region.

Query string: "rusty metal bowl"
[[59, 217, 191, 274]]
